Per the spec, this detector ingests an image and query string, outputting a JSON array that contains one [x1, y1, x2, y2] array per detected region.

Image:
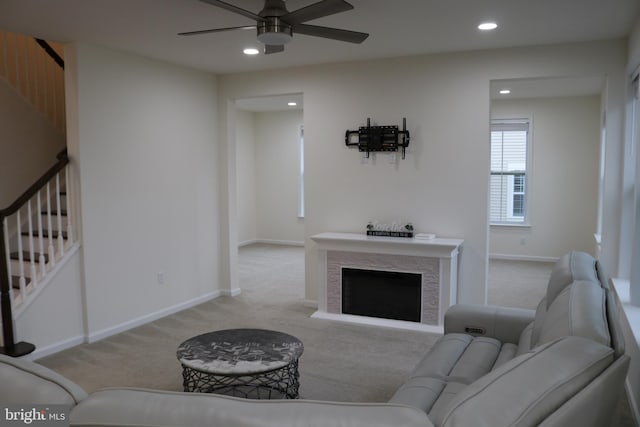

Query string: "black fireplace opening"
[[341, 268, 421, 322]]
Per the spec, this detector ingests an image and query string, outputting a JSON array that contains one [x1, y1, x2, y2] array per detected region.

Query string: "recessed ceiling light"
[[499, 89, 511, 95], [243, 47, 260, 55], [478, 22, 498, 31], [288, 102, 297, 106]]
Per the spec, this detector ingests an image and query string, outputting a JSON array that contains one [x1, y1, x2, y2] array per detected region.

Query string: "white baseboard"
[[489, 253, 558, 263], [221, 288, 242, 297], [302, 299, 318, 308], [238, 239, 258, 247], [27, 335, 85, 362], [86, 291, 221, 343]]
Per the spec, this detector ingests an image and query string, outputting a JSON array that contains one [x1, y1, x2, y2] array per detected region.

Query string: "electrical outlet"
[[520, 237, 527, 246], [157, 271, 165, 285]]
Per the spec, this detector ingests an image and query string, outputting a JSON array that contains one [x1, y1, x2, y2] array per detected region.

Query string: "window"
[[490, 119, 531, 224], [298, 125, 304, 218], [628, 72, 640, 305]]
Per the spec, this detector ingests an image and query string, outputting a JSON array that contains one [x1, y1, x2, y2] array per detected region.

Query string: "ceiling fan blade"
[[282, 0, 353, 25], [264, 44, 285, 54], [199, 0, 266, 22], [178, 25, 256, 36], [293, 24, 369, 43]]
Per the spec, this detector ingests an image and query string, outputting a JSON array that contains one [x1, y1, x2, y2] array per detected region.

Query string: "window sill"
[[490, 223, 532, 229], [611, 278, 640, 346]]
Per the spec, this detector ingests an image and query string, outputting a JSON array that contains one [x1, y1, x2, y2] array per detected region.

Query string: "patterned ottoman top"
[[177, 329, 304, 375]]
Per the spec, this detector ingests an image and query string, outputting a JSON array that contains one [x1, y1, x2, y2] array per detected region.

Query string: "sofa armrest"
[[444, 304, 535, 344], [0, 354, 88, 406], [70, 388, 434, 427]]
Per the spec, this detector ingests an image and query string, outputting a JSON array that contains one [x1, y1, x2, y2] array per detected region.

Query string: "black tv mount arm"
[[345, 118, 410, 159]]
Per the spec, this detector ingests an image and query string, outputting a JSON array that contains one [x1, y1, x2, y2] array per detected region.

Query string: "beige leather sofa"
[[0, 251, 629, 427]]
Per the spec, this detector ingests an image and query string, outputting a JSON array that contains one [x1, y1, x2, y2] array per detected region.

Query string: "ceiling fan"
[[179, 0, 369, 54]]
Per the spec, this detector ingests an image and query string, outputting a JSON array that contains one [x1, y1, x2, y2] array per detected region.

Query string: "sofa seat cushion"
[[389, 333, 519, 419], [438, 336, 614, 427]]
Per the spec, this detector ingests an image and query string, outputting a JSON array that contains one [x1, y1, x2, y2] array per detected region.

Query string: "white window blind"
[[298, 125, 305, 218], [490, 119, 530, 224]]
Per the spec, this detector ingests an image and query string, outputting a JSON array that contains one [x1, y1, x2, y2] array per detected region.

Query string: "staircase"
[[5, 162, 74, 306], [0, 31, 73, 357], [0, 31, 65, 135]]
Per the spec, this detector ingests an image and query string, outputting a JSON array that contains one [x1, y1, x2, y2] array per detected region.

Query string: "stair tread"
[[41, 210, 67, 216], [10, 251, 49, 263], [10, 276, 31, 290], [21, 230, 68, 239]]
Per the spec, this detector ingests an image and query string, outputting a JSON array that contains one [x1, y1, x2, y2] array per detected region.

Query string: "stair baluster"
[[55, 173, 64, 257], [2, 219, 14, 307], [36, 190, 46, 276], [26, 200, 37, 289], [65, 170, 73, 243], [45, 182, 55, 268], [15, 209, 27, 299]]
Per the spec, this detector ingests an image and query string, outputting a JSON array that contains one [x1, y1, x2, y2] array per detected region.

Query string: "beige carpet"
[[37, 244, 634, 425], [487, 258, 553, 309], [38, 244, 439, 402]]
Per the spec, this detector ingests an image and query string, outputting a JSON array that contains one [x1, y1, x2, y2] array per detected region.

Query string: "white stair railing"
[[0, 31, 65, 135], [0, 150, 75, 357]]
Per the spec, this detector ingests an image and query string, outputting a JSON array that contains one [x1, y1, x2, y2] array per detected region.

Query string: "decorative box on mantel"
[[310, 232, 463, 333]]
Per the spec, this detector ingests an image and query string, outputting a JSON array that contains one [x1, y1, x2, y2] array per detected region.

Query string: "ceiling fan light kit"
[[179, 0, 369, 54]]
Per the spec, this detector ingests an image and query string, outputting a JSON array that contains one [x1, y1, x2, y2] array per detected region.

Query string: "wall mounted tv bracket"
[[345, 118, 410, 159]]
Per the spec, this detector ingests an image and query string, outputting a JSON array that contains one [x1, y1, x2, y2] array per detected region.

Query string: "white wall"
[[235, 110, 257, 245], [629, 15, 640, 73], [235, 109, 304, 245], [0, 78, 65, 207], [254, 110, 304, 244], [16, 246, 85, 359], [490, 95, 601, 260], [65, 43, 221, 337], [219, 39, 627, 305]]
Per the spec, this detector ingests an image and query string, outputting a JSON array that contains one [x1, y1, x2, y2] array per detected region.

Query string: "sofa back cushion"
[[534, 280, 610, 348], [0, 354, 87, 405], [70, 388, 432, 427], [545, 251, 598, 309], [440, 336, 614, 427], [527, 251, 611, 351]]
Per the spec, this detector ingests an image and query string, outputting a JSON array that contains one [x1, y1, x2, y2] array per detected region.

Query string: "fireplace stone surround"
[[311, 232, 463, 332]]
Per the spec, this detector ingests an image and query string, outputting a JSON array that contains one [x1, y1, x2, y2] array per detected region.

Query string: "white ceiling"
[[490, 76, 606, 100], [0, 0, 637, 75], [236, 93, 303, 111]]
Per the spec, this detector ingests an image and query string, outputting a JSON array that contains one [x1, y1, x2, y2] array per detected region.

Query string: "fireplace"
[[310, 232, 463, 331], [342, 268, 421, 322], [326, 250, 439, 325]]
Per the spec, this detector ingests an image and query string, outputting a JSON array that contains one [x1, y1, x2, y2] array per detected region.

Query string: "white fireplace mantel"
[[311, 232, 463, 332]]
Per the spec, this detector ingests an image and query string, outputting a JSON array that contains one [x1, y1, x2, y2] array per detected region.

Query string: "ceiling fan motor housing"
[[257, 0, 292, 45], [257, 17, 293, 45]]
